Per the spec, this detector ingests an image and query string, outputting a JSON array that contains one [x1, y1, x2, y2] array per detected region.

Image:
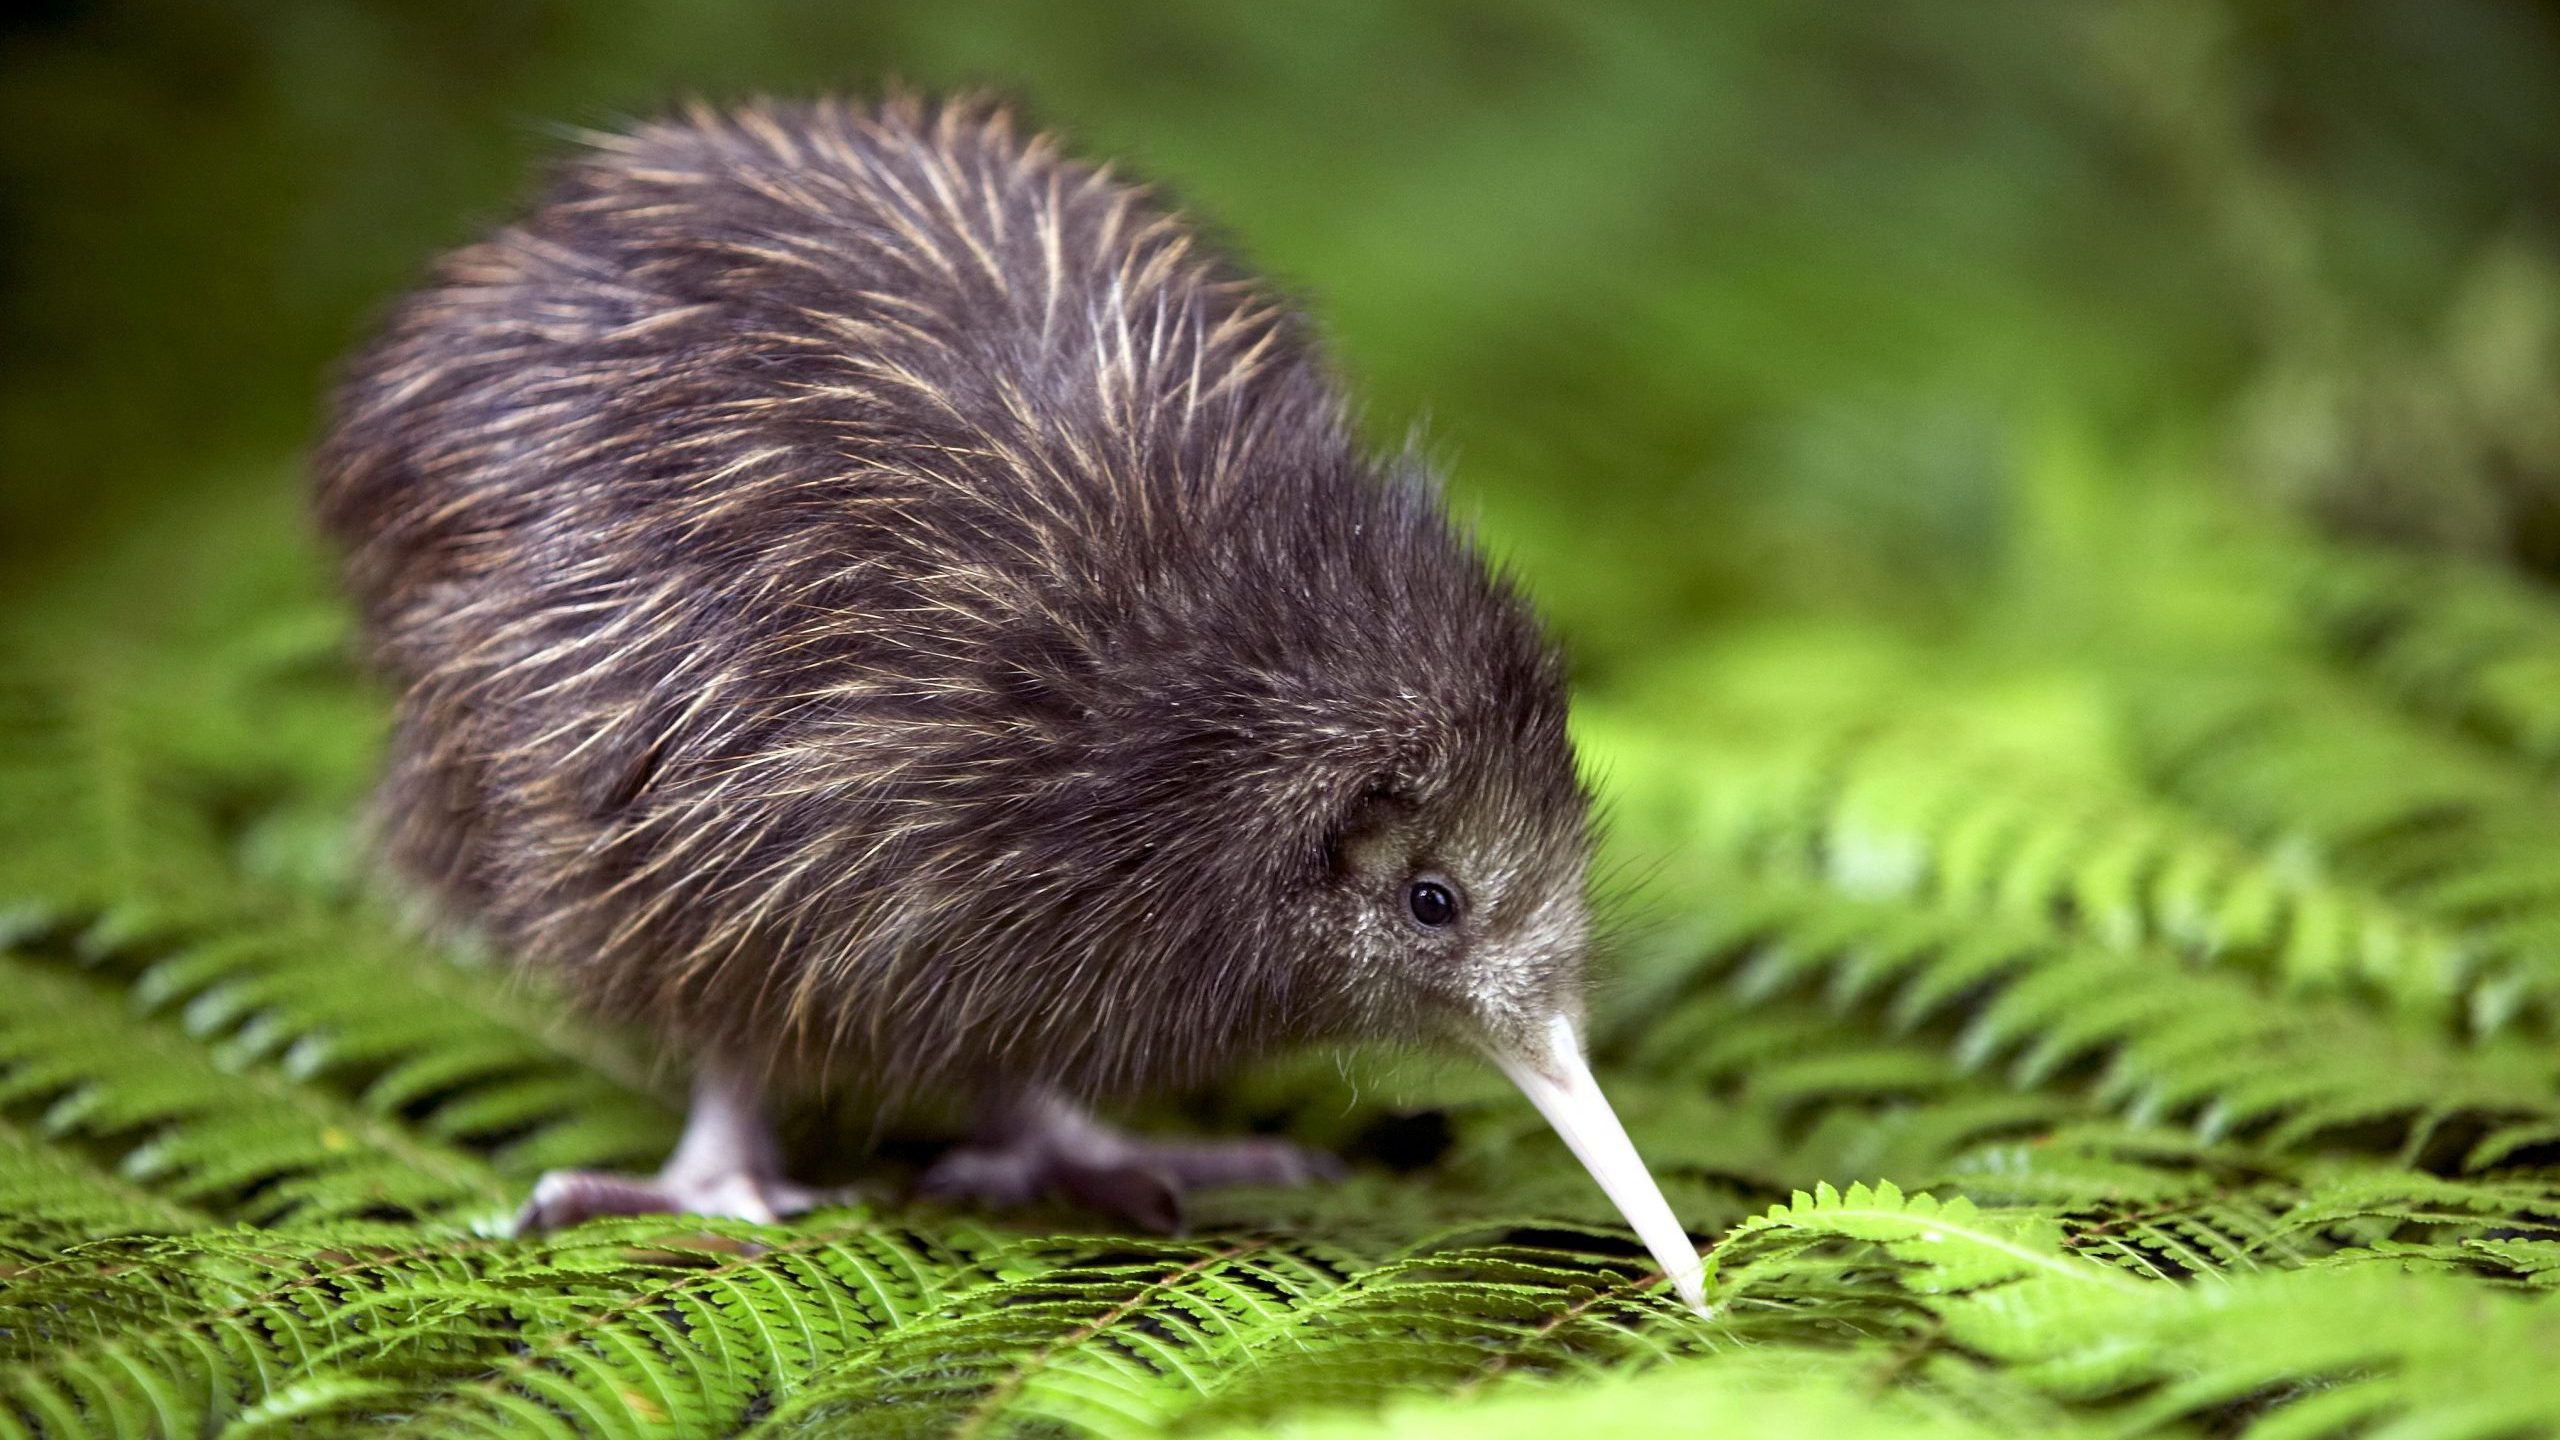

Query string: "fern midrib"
[[378, 1217, 936, 1439], [949, 1240, 1266, 1440]]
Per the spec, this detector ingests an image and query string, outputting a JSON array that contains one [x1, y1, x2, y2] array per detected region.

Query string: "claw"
[[918, 1090, 1340, 1231], [515, 1166, 838, 1232]]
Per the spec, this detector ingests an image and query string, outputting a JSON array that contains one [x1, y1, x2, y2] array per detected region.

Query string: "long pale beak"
[[1490, 1012, 1710, 1317]]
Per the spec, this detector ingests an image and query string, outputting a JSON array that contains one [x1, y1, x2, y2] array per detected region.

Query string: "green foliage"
[[10, 2, 2560, 1436], [14, 473, 2560, 1438]]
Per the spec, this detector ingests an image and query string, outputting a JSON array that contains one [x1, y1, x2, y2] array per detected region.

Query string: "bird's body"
[[317, 96, 1706, 1312]]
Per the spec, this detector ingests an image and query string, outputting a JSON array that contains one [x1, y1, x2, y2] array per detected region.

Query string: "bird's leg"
[[917, 1088, 1342, 1233], [515, 1057, 835, 1233]]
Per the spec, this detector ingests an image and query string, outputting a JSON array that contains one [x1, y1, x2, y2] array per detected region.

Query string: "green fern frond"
[[2027, 1266, 2560, 1438], [1216, 1349, 2111, 1440], [2298, 542, 2560, 775], [20, 467, 2560, 1434], [1712, 1178, 2560, 1438], [1624, 875, 2556, 1162], [0, 1114, 209, 1245], [0, 953, 517, 1227], [2127, 665, 2560, 1036], [1590, 709, 2486, 1030]]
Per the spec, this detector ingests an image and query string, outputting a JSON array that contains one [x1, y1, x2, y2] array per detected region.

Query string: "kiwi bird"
[[315, 95, 1705, 1313]]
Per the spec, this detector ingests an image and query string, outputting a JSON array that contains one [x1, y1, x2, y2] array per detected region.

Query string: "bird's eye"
[[1405, 877, 1459, 929]]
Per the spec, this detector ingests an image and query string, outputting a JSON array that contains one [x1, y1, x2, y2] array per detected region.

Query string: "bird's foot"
[[513, 1055, 842, 1234], [515, 1166, 840, 1232], [917, 1091, 1343, 1232]]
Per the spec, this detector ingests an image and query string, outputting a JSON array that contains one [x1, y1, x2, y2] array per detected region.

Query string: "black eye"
[[1406, 878, 1458, 929]]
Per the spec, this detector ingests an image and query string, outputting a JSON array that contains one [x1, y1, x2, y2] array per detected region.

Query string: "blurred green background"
[[9, 0, 2558, 655]]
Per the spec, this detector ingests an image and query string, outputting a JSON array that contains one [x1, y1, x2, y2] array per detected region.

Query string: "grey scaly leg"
[[515, 1057, 836, 1232], [918, 1087, 1341, 1232]]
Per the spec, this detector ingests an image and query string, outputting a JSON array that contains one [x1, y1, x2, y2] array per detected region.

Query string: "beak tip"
[[1492, 1014, 1718, 1324], [1659, 1257, 1710, 1318]]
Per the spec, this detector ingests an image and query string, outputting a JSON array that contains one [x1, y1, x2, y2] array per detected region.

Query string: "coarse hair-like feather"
[[313, 93, 1588, 1105]]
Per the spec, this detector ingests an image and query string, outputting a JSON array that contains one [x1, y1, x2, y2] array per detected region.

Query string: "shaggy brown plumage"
[[315, 99, 1693, 1275]]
